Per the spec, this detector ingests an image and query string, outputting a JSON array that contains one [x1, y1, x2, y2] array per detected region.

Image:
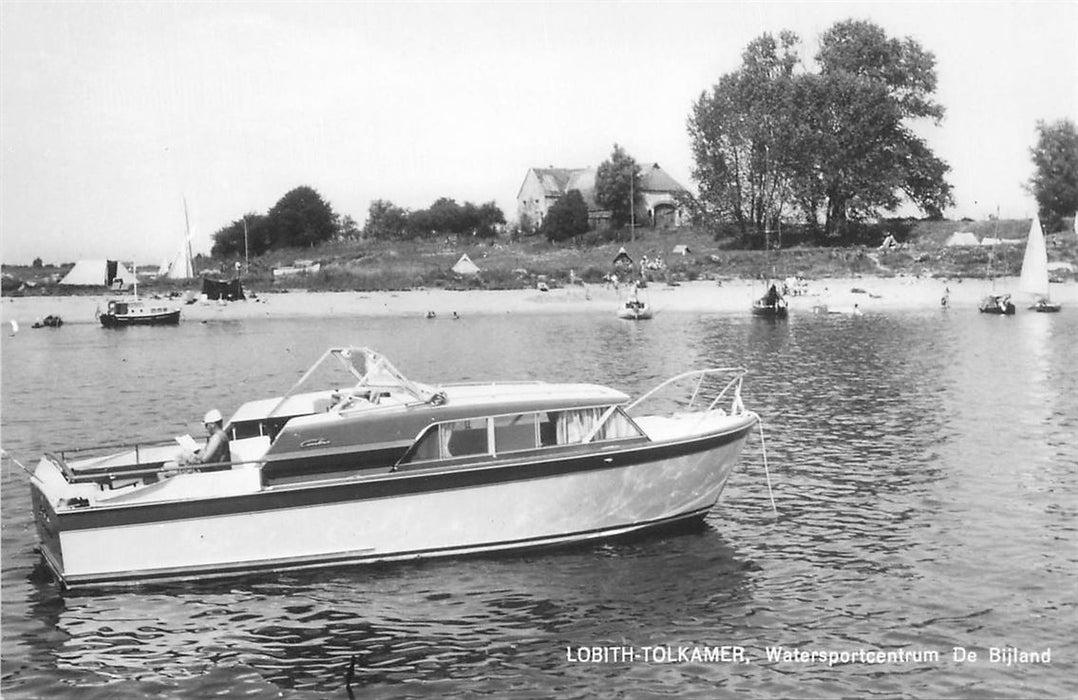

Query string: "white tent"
[[59, 260, 134, 287], [452, 253, 480, 275], [672, 244, 691, 255], [945, 232, 979, 247], [157, 237, 194, 279]]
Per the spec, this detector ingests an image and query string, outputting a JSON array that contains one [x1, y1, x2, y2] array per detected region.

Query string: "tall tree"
[[809, 20, 953, 232], [541, 190, 589, 242], [1029, 119, 1078, 231], [689, 21, 953, 241], [266, 186, 338, 248], [688, 32, 800, 242], [594, 144, 641, 229]]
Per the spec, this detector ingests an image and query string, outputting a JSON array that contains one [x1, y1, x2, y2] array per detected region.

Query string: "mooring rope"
[[0, 448, 35, 478], [756, 417, 778, 515]]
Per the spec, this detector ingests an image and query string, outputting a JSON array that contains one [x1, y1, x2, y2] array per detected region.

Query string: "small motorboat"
[[752, 284, 788, 319], [617, 285, 652, 320], [31, 314, 63, 328], [98, 298, 181, 327], [28, 346, 759, 590], [978, 293, 1015, 315]]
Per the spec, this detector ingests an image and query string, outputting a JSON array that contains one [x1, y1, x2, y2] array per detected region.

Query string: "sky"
[[1, 1, 1075, 265]]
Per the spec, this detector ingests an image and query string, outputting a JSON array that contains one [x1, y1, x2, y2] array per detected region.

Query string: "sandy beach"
[[2, 276, 1075, 327]]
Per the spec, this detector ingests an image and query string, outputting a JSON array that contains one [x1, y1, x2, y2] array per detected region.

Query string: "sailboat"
[[157, 201, 196, 280], [978, 214, 1015, 315], [752, 282, 788, 318], [1018, 217, 1061, 312]]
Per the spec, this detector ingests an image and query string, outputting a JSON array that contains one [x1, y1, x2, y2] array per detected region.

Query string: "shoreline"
[[2, 276, 1075, 326]]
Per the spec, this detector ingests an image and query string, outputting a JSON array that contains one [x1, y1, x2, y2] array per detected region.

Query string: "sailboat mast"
[[183, 198, 194, 276]]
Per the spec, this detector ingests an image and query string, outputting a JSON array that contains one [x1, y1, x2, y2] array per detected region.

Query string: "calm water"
[[2, 308, 1076, 699]]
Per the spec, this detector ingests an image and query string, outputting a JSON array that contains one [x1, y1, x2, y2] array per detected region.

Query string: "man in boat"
[[179, 409, 231, 466]]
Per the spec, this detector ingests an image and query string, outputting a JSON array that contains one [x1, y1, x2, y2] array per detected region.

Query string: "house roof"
[[524, 162, 685, 202], [638, 163, 685, 193]]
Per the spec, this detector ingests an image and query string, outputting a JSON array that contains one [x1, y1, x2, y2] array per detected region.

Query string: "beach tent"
[[59, 260, 134, 287], [945, 232, 979, 247], [452, 254, 480, 275], [202, 277, 245, 301]]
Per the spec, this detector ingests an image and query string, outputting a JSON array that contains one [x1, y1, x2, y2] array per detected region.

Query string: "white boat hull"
[[34, 421, 754, 589]]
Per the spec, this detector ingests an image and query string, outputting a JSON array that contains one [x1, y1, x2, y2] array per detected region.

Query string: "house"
[[516, 167, 607, 230], [637, 163, 687, 229], [516, 163, 687, 232]]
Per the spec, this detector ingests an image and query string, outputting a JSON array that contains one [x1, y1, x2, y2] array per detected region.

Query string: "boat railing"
[[625, 368, 747, 418], [266, 347, 439, 419]]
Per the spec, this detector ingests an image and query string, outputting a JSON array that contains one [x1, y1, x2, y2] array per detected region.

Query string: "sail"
[[1018, 218, 1049, 297], [158, 236, 194, 279]]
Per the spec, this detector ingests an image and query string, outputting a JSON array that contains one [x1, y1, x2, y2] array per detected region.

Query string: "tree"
[[266, 186, 338, 248], [541, 190, 589, 242], [688, 20, 953, 241], [363, 199, 410, 240], [1029, 119, 1078, 231], [595, 144, 641, 229], [337, 214, 361, 241], [473, 201, 506, 238], [808, 20, 953, 232], [212, 212, 266, 257], [688, 32, 800, 242]]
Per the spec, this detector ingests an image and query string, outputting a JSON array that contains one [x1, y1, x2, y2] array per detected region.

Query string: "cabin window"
[[538, 407, 643, 446], [445, 418, 489, 457], [593, 408, 642, 441], [493, 413, 538, 454], [231, 421, 263, 440], [409, 418, 490, 463]]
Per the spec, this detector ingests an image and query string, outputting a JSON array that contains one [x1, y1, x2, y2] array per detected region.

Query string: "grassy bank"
[[5, 219, 1077, 297]]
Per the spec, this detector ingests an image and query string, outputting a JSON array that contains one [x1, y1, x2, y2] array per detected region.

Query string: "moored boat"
[[29, 346, 759, 590], [1019, 218, 1062, 312], [617, 287, 652, 320], [98, 297, 181, 327], [752, 284, 788, 318], [978, 293, 1015, 315]]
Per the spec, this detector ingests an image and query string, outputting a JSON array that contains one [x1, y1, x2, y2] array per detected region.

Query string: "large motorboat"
[[98, 297, 181, 327], [30, 347, 759, 591]]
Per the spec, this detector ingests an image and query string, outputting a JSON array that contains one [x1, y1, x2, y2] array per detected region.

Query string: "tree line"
[[212, 19, 1076, 257], [212, 187, 506, 257]]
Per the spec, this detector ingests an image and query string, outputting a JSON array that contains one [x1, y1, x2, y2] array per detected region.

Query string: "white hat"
[[203, 408, 223, 424]]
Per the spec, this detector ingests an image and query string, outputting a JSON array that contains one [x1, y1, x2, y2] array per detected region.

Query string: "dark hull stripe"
[[100, 311, 181, 327], [52, 506, 715, 591], [51, 418, 755, 532]]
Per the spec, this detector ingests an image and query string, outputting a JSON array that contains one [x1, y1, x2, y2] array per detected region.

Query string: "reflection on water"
[[3, 310, 1077, 698]]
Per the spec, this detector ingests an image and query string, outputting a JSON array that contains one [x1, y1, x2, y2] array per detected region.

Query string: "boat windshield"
[[266, 347, 439, 418]]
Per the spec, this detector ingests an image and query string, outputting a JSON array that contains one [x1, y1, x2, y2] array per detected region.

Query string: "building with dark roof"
[[516, 163, 687, 232]]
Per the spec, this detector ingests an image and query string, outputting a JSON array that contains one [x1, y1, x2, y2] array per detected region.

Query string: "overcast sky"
[[1, 1, 1075, 265]]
